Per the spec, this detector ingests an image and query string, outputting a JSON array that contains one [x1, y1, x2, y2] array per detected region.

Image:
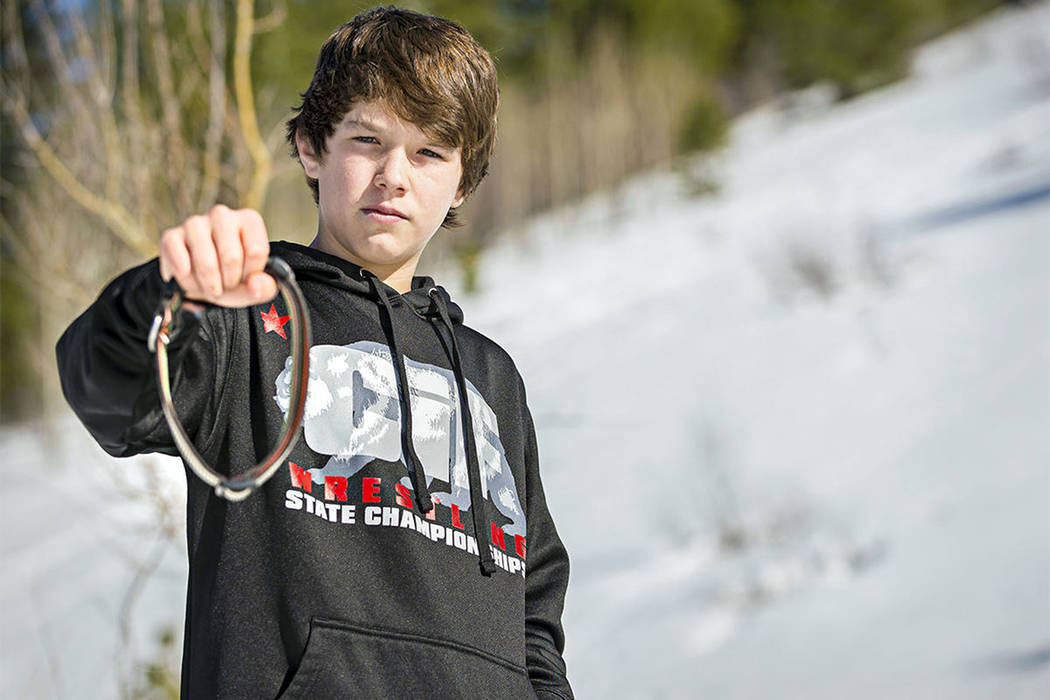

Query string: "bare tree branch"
[[117, 535, 169, 700], [97, 0, 118, 91], [66, 3, 125, 204], [119, 0, 154, 235], [28, 1, 94, 122], [147, 0, 192, 215], [0, 211, 84, 307], [3, 0, 281, 433], [234, 0, 272, 210], [2, 88, 151, 254], [200, 0, 228, 210], [253, 0, 287, 35]]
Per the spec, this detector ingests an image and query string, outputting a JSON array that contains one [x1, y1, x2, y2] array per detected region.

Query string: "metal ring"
[[149, 256, 312, 501]]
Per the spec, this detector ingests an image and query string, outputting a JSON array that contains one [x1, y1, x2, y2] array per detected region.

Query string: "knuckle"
[[218, 247, 242, 268], [160, 230, 184, 254], [160, 234, 183, 264], [195, 255, 218, 275], [244, 240, 267, 259], [242, 208, 266, 228], [210, 207, 232, 230], [184, 214, 208, 233]]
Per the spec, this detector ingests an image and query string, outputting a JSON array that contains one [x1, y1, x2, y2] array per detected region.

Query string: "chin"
[[354, 241, 417, 268]]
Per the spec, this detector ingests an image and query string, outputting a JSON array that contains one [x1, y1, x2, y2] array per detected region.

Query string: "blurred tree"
[[542, 0, 739, 72], [0, 0, 284, 421], [757, 0, 929, 97], [730, 0, 1005, 100], [679, 93, 729, 154]]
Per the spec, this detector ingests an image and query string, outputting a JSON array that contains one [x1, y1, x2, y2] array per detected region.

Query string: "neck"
[[308, 233, 418, 294]]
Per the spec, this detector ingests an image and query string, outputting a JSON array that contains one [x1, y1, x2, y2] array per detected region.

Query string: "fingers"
[[158, 205, 273, 307], [184, 214, 223, 298], [239, 208, 270, 284], [159, 227, 190, 283], [211, 205, 245, 292], [246, 270, 278, 301]]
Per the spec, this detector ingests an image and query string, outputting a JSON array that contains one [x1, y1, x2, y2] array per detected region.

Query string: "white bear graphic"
[[274, 340, 525, 538]]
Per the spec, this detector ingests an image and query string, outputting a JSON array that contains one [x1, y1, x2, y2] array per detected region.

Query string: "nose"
[[374, 148, 409, 194]]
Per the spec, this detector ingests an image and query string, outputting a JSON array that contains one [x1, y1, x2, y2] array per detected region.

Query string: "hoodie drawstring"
[[362, 271, 434, 515], [428, 287, 498, 577], [359, 269, 497, 577]]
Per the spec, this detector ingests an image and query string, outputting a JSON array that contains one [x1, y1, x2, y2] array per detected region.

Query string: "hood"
[[268, 241, 497, 577], [269, 240, 464, 324]]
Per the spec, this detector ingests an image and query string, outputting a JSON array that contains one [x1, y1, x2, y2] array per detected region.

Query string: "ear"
[[295, 129, 321, 179]]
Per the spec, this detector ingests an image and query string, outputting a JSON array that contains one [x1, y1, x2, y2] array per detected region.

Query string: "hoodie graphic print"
[[276, 338, 528, 577], [276, 339, 527, 563], [55, 240, 573, 700]]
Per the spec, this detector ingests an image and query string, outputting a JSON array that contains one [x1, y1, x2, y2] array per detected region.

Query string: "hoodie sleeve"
[[522, 402, 575, 699], [55, 257, 225, 458]]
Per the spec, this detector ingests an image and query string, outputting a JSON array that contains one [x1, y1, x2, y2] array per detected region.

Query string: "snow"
[[3, 2, 1049, 697]]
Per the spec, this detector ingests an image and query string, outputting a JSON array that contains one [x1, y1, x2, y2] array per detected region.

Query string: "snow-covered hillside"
[[2, 2, 1048, 698], [458, 3, 1050, 697]]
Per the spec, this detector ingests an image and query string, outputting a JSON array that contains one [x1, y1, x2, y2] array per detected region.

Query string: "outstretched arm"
[[56, 257, 217, 457], [56, 204, 273, 457]]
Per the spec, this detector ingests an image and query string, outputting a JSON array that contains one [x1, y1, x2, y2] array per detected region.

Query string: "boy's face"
[[297, 99, 465, 278]]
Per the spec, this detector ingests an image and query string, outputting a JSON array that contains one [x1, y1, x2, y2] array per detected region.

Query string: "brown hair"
[[285, 5, 499, 229]]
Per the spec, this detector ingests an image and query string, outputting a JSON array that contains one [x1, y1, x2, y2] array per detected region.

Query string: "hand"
[[159, 204, 277, 308]]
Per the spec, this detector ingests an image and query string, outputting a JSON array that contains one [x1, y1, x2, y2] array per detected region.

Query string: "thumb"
[[247, 270, 278, 303]]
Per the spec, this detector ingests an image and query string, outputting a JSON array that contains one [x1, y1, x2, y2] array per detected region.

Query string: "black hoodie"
[[55, 240, 573, 699]]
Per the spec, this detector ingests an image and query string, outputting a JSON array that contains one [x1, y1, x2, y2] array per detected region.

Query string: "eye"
[[420, 148, 444, 159], [352, 136, 378, 144]]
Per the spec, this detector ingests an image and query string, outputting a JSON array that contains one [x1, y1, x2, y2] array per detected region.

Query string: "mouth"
[[362, 205, 408, 220]]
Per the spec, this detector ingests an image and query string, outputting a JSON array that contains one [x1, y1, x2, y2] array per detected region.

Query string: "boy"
[[56, 6, 573, 698]]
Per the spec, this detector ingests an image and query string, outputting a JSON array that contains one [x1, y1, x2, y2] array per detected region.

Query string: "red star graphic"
[[260, 304, 291, 339]]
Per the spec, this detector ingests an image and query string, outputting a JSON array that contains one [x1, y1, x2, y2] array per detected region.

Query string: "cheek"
[[424, 169, 463, 203], [322, 164, 369, 198]]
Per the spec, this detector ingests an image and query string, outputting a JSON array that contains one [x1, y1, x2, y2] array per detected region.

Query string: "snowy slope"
[[2, 3, 1049, 698], [456, 3, 1050, 697]]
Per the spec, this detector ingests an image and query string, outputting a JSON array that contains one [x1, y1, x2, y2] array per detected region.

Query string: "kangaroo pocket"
[[278, 617, 535, 700]]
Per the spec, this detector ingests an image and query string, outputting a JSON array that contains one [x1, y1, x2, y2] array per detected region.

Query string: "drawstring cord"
[[358, 267, 497, 577], [360, 269, 434, 515], [428, 287, 498, 577]]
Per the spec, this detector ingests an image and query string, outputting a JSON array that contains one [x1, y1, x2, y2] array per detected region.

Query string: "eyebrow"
[[341, 117, 383, 131]]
